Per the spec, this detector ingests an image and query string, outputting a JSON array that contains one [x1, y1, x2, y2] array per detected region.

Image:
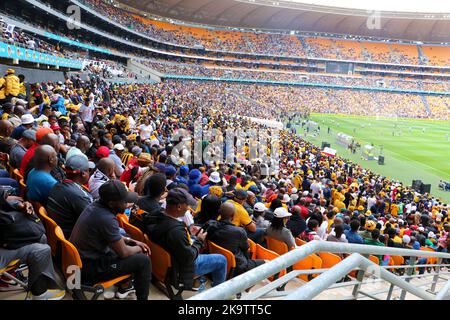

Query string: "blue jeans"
[[418, 258, 428, 275], [247, 227, 266, 245], [194, 254, 227, 287], [0, 169, 10, 178]]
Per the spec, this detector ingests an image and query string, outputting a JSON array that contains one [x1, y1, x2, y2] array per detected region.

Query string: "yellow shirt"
[[391, 204, 399, 217], [227, 200, 252, 228]]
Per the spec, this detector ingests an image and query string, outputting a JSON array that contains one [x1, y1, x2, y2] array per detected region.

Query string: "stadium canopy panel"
[[118, 0, 450, 42]]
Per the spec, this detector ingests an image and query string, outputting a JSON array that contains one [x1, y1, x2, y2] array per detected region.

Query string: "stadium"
[[0, 0, 449, 305]]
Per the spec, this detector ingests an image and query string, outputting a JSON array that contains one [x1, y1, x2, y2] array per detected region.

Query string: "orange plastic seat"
[[208, 241, 236, 279], [255, 244, 286, 281], [247, 239, 256, 260], [117, 214, 145, 242], [19, 179, 27, 198], [39, 207, 59, 256], [54, 226, 131, 300], [12, 168, 23, 183], [266, 236, 289, 255], [318, 252, 342, 269], [295, 238, 306, 246], [146, 236, 184, 300]]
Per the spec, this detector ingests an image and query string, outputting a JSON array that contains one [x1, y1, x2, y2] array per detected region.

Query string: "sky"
[[284, 0, 450, 13]]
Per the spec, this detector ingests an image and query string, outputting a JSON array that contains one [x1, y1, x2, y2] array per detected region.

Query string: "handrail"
[[189, 240, 450, 300], [284, 253, 435, 300]]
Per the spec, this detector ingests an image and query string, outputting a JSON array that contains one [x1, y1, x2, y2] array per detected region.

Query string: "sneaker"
[[115, 285, 136, 299], [191, 277, 207, 292], [26, 289, 66, 300], [0, 281, 24, 292]]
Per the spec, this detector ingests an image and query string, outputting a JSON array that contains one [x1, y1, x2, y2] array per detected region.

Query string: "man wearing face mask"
[[70, 180, 152, 300]]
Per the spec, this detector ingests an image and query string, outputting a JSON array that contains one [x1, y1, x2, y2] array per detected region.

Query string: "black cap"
[[166, 188, 197, 208], [234, 189, 248, 200], [99, 180, 138, 203]]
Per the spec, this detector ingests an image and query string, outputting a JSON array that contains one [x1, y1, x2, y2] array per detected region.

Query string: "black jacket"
[[206, 220, 253, 275], [286, 214, 307, 238], [147, 213, 203, 290], [131, 196, 164, 234]]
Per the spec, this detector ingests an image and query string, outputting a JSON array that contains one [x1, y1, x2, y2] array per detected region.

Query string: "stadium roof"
[[119, 0, 450, 42]]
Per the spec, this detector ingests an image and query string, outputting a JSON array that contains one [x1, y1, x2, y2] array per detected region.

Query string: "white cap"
[[273, 207, 292, 218], [291, 188, 298, 194], [113, 143, 124, 151], [402, 235, 411, 244], [302, 191, 309, 196], [418, 227, 425, 232], [209, 171, 221, 184], [291, 194, 299, 202], [21, 114, 35, 125], [428, 231, 436, 238], [253, 202, 266, 212], [282, 194, 291, 203]]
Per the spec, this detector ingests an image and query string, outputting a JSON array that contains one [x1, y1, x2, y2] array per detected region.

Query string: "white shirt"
[[139, 124, 153, 141], [79, 101, 95, 123]]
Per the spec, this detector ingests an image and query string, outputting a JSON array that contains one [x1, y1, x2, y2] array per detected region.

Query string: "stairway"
[[417, 45, 429, 65], [298, 36, 313, 58], [420, 95, 432, 116]]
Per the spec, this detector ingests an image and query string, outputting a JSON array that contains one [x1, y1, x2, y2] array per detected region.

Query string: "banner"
[[0, 41, 82, 69]]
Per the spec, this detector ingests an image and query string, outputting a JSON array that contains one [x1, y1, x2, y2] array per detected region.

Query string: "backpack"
[[0, 209, 45, 250]]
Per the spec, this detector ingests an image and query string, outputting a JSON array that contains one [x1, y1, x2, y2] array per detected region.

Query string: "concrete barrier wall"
[[0, 64, 66, 83]]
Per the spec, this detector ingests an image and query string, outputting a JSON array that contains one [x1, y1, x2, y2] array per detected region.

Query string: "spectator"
[[70, 180, 151, 300], [26, 145, 58, 206], [207, 202, 266, 276], [148, 187, 227, 290], [266, 207, 296, 249], [46, 155, 93, 238]]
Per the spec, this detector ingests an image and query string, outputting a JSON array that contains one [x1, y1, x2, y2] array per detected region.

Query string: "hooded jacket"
[[206, 220, 252, 275], [5, 73, 20, 97], [146, 212, 203, 290]]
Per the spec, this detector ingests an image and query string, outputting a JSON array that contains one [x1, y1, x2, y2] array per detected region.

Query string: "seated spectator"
[[131, 173, 166, 233], [20, 127, 53, 177], [344, 219, 364, 244], [89, 157, 116, 200], [286, 205, 307, 238], [148, 188, 227, 290], [0, 119, 16, 154], [0, 189, 65, 299], [252, 202, 270, 229], [46, 155, 93, 239], [9, 129, 35, 169], [327, 224, 348, 243], [266, 207, 296, 249], [207, 202, 266, 276], [26, 145, 58, 206], [299, 219, 321, 242], [360, 220, 376, 241], [227, 189, 264, 244], [70, 180, 152, 300], [194, 194, 221, 227]]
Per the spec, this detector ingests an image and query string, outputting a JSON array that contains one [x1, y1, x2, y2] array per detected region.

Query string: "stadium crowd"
[[142, 59, 450, 94], [76, 0, 449, 66], [0, 66, 449, 301]]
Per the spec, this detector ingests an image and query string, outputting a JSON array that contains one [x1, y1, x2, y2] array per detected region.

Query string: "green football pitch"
[[293, 114, 450, 203]]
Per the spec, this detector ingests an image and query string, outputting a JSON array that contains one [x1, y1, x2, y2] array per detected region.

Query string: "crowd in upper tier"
[[78, 0, 450, 66]]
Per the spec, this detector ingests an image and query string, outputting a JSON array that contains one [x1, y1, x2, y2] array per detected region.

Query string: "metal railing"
[[189, 241, 450, 300]]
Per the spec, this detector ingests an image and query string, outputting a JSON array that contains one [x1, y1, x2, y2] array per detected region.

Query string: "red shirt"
[[20, 142, 39, 176]]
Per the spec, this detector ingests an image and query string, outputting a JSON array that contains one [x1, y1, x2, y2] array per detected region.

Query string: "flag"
[[6, 24, 15, 34]]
